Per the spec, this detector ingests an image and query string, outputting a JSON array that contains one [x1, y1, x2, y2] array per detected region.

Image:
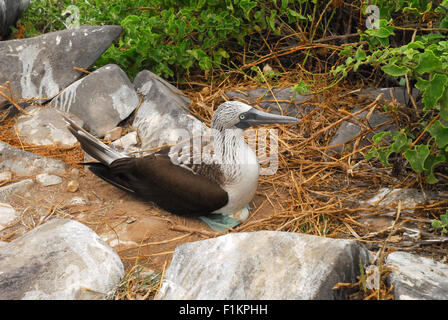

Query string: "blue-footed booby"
[[63, 101, 299, 231]]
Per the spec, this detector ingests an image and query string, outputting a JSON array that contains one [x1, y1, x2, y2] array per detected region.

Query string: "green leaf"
[[288, 9, 307, 20], [440, 88, 448, 122], [414, 50, 442, 74], [424, 153, 446, 184], [239, 0, 257, 19], [416, 74, 448, 110], [404, 144, 430, 173], [390, 130, 411, 154], [372, 131, 391, 144], [355, 46, 366, 61], [441, 214, 448, 226], [432, 219, 442, 228], [427, 120, 448, 149], [407, 41, 425, 49], [381, 64, 408, 76], [292, 80, 311, 95]]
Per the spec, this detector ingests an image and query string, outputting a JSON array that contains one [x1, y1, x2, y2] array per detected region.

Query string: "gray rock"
[[0, 218, 124, 299], [0, 141, 67, 176], [51, 64, 138, 137], [110, 131, 138, 153], [0, 25, 122, 105], [0, 0, 30, 39], [0, 202, 17, 229], [0, 179, 33, 202], [328, 108, 397, 154], [361, 187, 443, 208], [225, 87, 311, 117], [104, 127, 123, 142], [36, 173, 62, 186], [0, 171, 12, 183], [132, 70, 204, 152], [158, 231, 371, 300], [358, 87, 419, 106], [16, 106, 84, 147], [386, 251, 448, 300]]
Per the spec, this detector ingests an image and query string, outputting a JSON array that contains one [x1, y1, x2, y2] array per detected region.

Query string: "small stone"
[[70, 168, 80, 177], [111, 131, 138, 150], [36, 174, 63, 187], [0, 171, 12, 183], [70, 197, 86, 205], [263, 64, 273, 74], [67, 180, 79, 192], [104, 127, 123, 142], [126, 217, 136, 224], [0, 203, 18, 229]]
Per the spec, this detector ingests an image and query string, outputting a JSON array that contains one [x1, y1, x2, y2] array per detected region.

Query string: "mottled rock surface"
[[328, 108, 397, 154], [0, 218, 124, 299], [0, 202, 17, 229], [132, 70, 203, 152], [0, 179, 33, 202], [0, 141, 67, 176], [158, 231, 371, 300], [16, 106, 84, 147], [386, 251, 448, 300], [0, 25, 122, 105], [36, 173, 63, 187], [358, 87, 419, 106], [51, 64, 138, 137]]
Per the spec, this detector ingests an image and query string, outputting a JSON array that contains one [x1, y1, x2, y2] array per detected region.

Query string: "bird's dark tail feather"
[[61, 114, 125, 166], [87, 162, 136, 194]]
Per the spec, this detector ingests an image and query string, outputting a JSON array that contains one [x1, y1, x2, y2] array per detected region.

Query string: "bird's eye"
[[239, 114, 246, 120]]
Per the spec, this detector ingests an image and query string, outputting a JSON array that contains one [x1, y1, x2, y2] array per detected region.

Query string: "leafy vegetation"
[[13, 0, 448, 187], [17, 0, 320, 79], [332, 1, 448, 185], [432, 211, 448, 235]]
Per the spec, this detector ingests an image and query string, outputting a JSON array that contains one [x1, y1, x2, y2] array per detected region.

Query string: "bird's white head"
[[211, 101, 300, 131]]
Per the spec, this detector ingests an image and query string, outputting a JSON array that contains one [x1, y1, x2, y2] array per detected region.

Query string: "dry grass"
[[2, 74, 448, 300]]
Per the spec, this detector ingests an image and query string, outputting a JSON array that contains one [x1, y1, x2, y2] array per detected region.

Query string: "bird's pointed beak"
[[236, 108, 300, 129]]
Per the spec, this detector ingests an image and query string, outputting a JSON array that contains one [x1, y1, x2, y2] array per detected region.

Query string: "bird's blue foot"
[[200, 205, 251, 233]]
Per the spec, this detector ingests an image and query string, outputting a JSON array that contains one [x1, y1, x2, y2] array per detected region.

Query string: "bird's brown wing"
[[89, 153, 229, 217]]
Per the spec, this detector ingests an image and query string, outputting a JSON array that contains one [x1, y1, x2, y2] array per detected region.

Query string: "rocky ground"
[[0, 1, 447, 300]]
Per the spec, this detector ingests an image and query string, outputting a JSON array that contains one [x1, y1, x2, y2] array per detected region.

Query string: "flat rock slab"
[[36, 173, 63, 186], [0, 0, 30, 38], [361, 187, 444, 209], [0, 25, 122, 105], [0, 179, 33, 202], [132, 70, 204, 152], [51, 64, 138, 137], [225, 87, 312, 117], [0, 141, 67, 176], [328, 108, 397, 154], [386, 251, 448, 300], [158, 231, 371, 300], [0, 218, 124, 299], [358, 87, 419, 106], [0, 202, 17, 229], [16, 106, 84, 147]]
